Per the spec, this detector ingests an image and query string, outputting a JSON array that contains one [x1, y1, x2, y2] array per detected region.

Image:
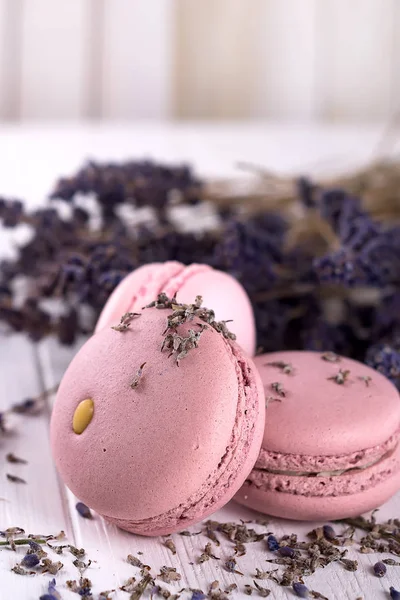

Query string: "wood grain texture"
[[0, 336, 71, 599], [20, 0, 88, 120]]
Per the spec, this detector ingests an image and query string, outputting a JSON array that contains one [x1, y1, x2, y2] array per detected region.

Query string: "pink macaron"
[[50, 296, 265, 535], [95, 261, 256, 356], [236, 350, 400, 521]]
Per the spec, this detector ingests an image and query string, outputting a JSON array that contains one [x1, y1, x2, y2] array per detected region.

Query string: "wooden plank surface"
[[0, 123, 400, 598]]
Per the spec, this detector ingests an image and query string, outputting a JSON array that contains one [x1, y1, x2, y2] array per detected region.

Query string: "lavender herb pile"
[[4, 512, 400, 598], [1, 159, 400, 389]]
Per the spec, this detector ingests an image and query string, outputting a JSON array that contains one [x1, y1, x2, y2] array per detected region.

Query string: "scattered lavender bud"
[[322, 525, 336, 540], [40, 577, 60, 600], [164, 538, 177, 555], [21, 553, 40, 568], [271, 382, 286, 397], [373, 561, 387, 577], [292, 582, 309, 598], [6, 453, 27, 464], [111, 312, 141, 332], [131, 362, 147, 389], [7, 473, 26, 484], [267, 535, 280, 551], [75, 502, 93, 519], [391, 588, 400, 600], [191, 592, 207, 600], [328, 369, 350, 385], [265, 361, 294, 375], [224, 557, 244, 575], [321, 352, 340, 363], [278, 545, 295, 558]]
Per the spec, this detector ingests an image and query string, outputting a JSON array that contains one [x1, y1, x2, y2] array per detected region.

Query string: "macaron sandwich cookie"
[[51, 294, 265, 535], [95, 261, 256, 356], [236, 350, 400, 520]]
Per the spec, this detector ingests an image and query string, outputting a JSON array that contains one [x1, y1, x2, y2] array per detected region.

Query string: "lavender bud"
[[390, 587, 400, 600], [278, 545, 295, 558], [21, 553, 40, 568], [267, 535, 279, 551], [373, 561, 387, 577], [292, 582, 309, 598], [322, 524, 336, 540], [75, 502, 93, 519]]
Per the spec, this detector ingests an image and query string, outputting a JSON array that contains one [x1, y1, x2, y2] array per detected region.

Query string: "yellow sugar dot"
[[72, 398, 94, 434]]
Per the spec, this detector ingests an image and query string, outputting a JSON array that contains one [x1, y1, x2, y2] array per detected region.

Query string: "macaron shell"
[[51, 308, 265, 534], [257, 351, 400, 456], [95, 261, 256, 356], [105, 340, 265, 536], [94, 261, 185, 333]]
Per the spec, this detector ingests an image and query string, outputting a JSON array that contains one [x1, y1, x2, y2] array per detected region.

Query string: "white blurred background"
[[0, 0, 398, 122]]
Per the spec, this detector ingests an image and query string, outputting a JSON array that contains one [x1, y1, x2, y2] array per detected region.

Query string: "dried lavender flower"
[[340, 558, 358, 571], [6, 453, 27, 464], [224, 556, 243, 575], [198, 542, 219, 563], [321, 352, 340, 363], [391, 588, 400, 600], [191, 591, 206, 600], [278, 545, 295, 558], [328, 369, 350, 385], [267, 535, 280, 551], [271, 382, 286, 397], [76, 502, 93, 519], [164, 538, 176, 555], [7, 473, 26, 484], [266, 361, 294, 374], [131, 362, 147, 389], [40, 577, 60, 600], [112, 312, 141, 332], [21, 553, 40, 568], [253, 581, 270, 597], [157, 566, 182, 583], [41, 558, 63, 574], [127, 554, 144, 568], [292, 582, 309, 598], [322, 525, 336, 540], [373, 561, 387, 577]]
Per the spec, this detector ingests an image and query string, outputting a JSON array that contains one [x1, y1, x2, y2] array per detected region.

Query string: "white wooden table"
[[1, 122, 399, 600]]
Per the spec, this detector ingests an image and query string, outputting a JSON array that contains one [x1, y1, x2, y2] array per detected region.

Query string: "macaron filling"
[[257, 444, 398, 478], [247, 441, 400, 498]]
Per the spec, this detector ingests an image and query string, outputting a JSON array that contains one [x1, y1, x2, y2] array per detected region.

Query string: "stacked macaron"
[[50, 262, 400, 535], [236, 351, 400, 520]]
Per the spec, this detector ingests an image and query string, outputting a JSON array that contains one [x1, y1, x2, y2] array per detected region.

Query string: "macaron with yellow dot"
[[50, 294, 265, 535]]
